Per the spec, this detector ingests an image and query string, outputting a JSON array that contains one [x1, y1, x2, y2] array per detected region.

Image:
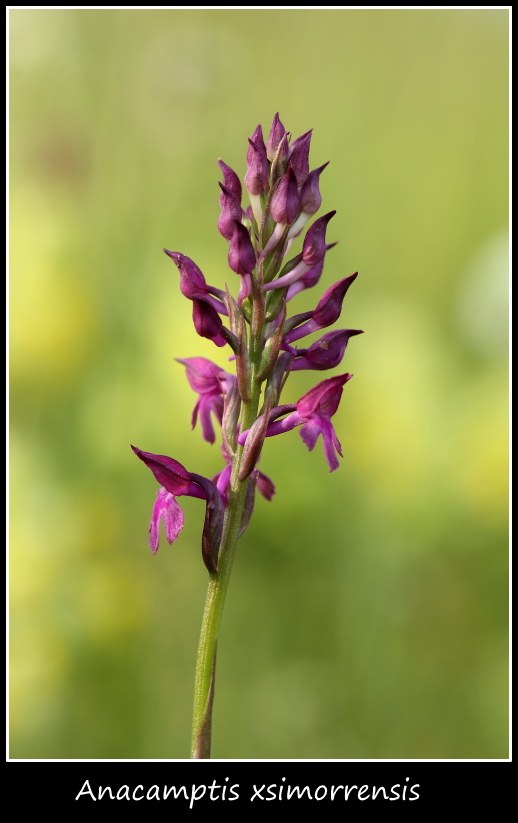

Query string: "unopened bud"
[[302, 211, 336, 267], [244, 139, 269, 196], [300, 162, 329, 215], [291, 329, 363, 371], [218, 159, 242, 204], [288, 130, 312, 186], [218, 184, 243, 241], [270, 168, 300, 226], [228, 221, 257, 275], [266, 113, 286, 161]]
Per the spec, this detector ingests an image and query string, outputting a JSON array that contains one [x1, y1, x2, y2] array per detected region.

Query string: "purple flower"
[[148, 488, 185, 554], [132, 446, 224, 571], [238, 374, 352, 471], [263, 212, 336, 293], [212, 447, 275, 538], [177, 357, 231, 444], [164, 250, 227, 315], [284, 274, 359, 344], [290, 329, 363, 371], [164, 250, 231, 347]]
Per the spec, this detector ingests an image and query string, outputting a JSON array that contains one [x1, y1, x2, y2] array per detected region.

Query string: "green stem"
[[191, 369, 261, 759]]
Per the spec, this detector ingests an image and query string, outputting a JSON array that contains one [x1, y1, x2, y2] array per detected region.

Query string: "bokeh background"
[[10, 9, 508, 759]]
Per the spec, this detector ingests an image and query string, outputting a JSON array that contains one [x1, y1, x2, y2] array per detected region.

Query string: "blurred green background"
[[10, 9, 508, 759]]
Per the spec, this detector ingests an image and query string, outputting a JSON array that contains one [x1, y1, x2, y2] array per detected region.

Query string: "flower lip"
[[148, 487, 184, 554]]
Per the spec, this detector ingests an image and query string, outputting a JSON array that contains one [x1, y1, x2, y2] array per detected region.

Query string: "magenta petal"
[[256, 470, 275, 501], [299, 417, 321, 453], [177, 357, 227, 394], [320, 417, 342, 471], [148, 488, 184, 553], [213, 463, 232, 504], [198, 395, 223, 445]]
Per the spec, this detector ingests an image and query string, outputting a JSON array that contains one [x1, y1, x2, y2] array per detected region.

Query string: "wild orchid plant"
[[132, 114, 362, 759]]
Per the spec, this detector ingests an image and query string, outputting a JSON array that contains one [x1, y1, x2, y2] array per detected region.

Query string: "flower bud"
[[302, 211, 336, 267], [218, 183, 243, 241], [247, 124, 266, 162], [265, 351, 293, 407], [288, 130, 312, 185], [291, 329, 363, 371], [218, 159, 242, 204], [266, 113, 286, 161], [165, 250, 228, 314], [270, 133, 290, 185], [284, 273, 358, 344], [221, 374, 241, 456], [312, 273, 358, 326], [270, 168, 300, 225], [300, 162, 329, 215], [238, 397, 272, 481], [244, 139, 269, 196], [192, 299, 227, 347], [228, 220, 257, 275]]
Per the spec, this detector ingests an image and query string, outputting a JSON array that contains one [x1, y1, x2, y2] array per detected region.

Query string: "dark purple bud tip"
[[267, 112, 286, 161], [247, 124, 266, 161], [218, 159, 242, 204]]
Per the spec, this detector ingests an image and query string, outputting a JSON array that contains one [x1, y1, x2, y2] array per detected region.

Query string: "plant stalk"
[[191, 360, 262, 759]]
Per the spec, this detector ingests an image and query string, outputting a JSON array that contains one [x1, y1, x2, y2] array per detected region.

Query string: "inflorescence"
[[132, 113, 362, 573]]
